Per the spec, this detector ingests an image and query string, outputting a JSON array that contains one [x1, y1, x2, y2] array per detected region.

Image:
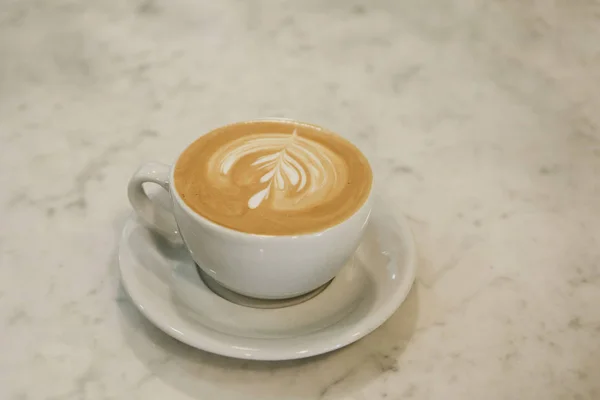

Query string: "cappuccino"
[[174, 120, 372, 235]]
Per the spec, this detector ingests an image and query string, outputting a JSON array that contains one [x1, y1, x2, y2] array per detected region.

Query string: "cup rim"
[[169, 118, 373, 239]]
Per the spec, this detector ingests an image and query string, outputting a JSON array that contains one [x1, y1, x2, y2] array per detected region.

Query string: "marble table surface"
[[1, 0, 600, 399]]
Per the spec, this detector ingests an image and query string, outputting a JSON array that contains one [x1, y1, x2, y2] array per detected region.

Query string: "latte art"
[[210, 129, 347, 212], [174, 120, 372, 235]]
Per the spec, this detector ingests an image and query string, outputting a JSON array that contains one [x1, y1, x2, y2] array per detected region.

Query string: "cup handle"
[[127, 162, 180, 242]]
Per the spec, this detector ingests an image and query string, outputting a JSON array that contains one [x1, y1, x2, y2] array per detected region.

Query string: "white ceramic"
[[127, 121, 373, 300], [118, 195, 416, 360]]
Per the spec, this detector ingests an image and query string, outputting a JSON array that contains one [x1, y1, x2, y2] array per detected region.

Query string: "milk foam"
[[209, 128, 346, 211]]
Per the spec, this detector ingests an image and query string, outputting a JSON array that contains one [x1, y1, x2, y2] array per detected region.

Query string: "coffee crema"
[[174, 120, 372, 235]]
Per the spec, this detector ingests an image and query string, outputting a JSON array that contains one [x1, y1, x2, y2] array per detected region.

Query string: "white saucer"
[[118, 199, 416, 360]]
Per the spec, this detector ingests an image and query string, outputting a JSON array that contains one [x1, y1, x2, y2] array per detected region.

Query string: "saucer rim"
[[118, 210, 416, 361]]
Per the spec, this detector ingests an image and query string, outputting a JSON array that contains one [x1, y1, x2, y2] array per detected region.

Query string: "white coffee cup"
[[128, 137, 372, 300]]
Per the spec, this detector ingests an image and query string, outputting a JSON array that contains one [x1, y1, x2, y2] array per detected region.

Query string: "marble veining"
[[1, 0, 600, 399]]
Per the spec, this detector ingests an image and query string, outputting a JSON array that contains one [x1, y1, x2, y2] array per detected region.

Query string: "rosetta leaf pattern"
[[247, 129, 298, 209]]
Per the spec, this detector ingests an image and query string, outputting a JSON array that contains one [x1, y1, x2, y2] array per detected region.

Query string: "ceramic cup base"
[[196, 264, 332, 309]]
